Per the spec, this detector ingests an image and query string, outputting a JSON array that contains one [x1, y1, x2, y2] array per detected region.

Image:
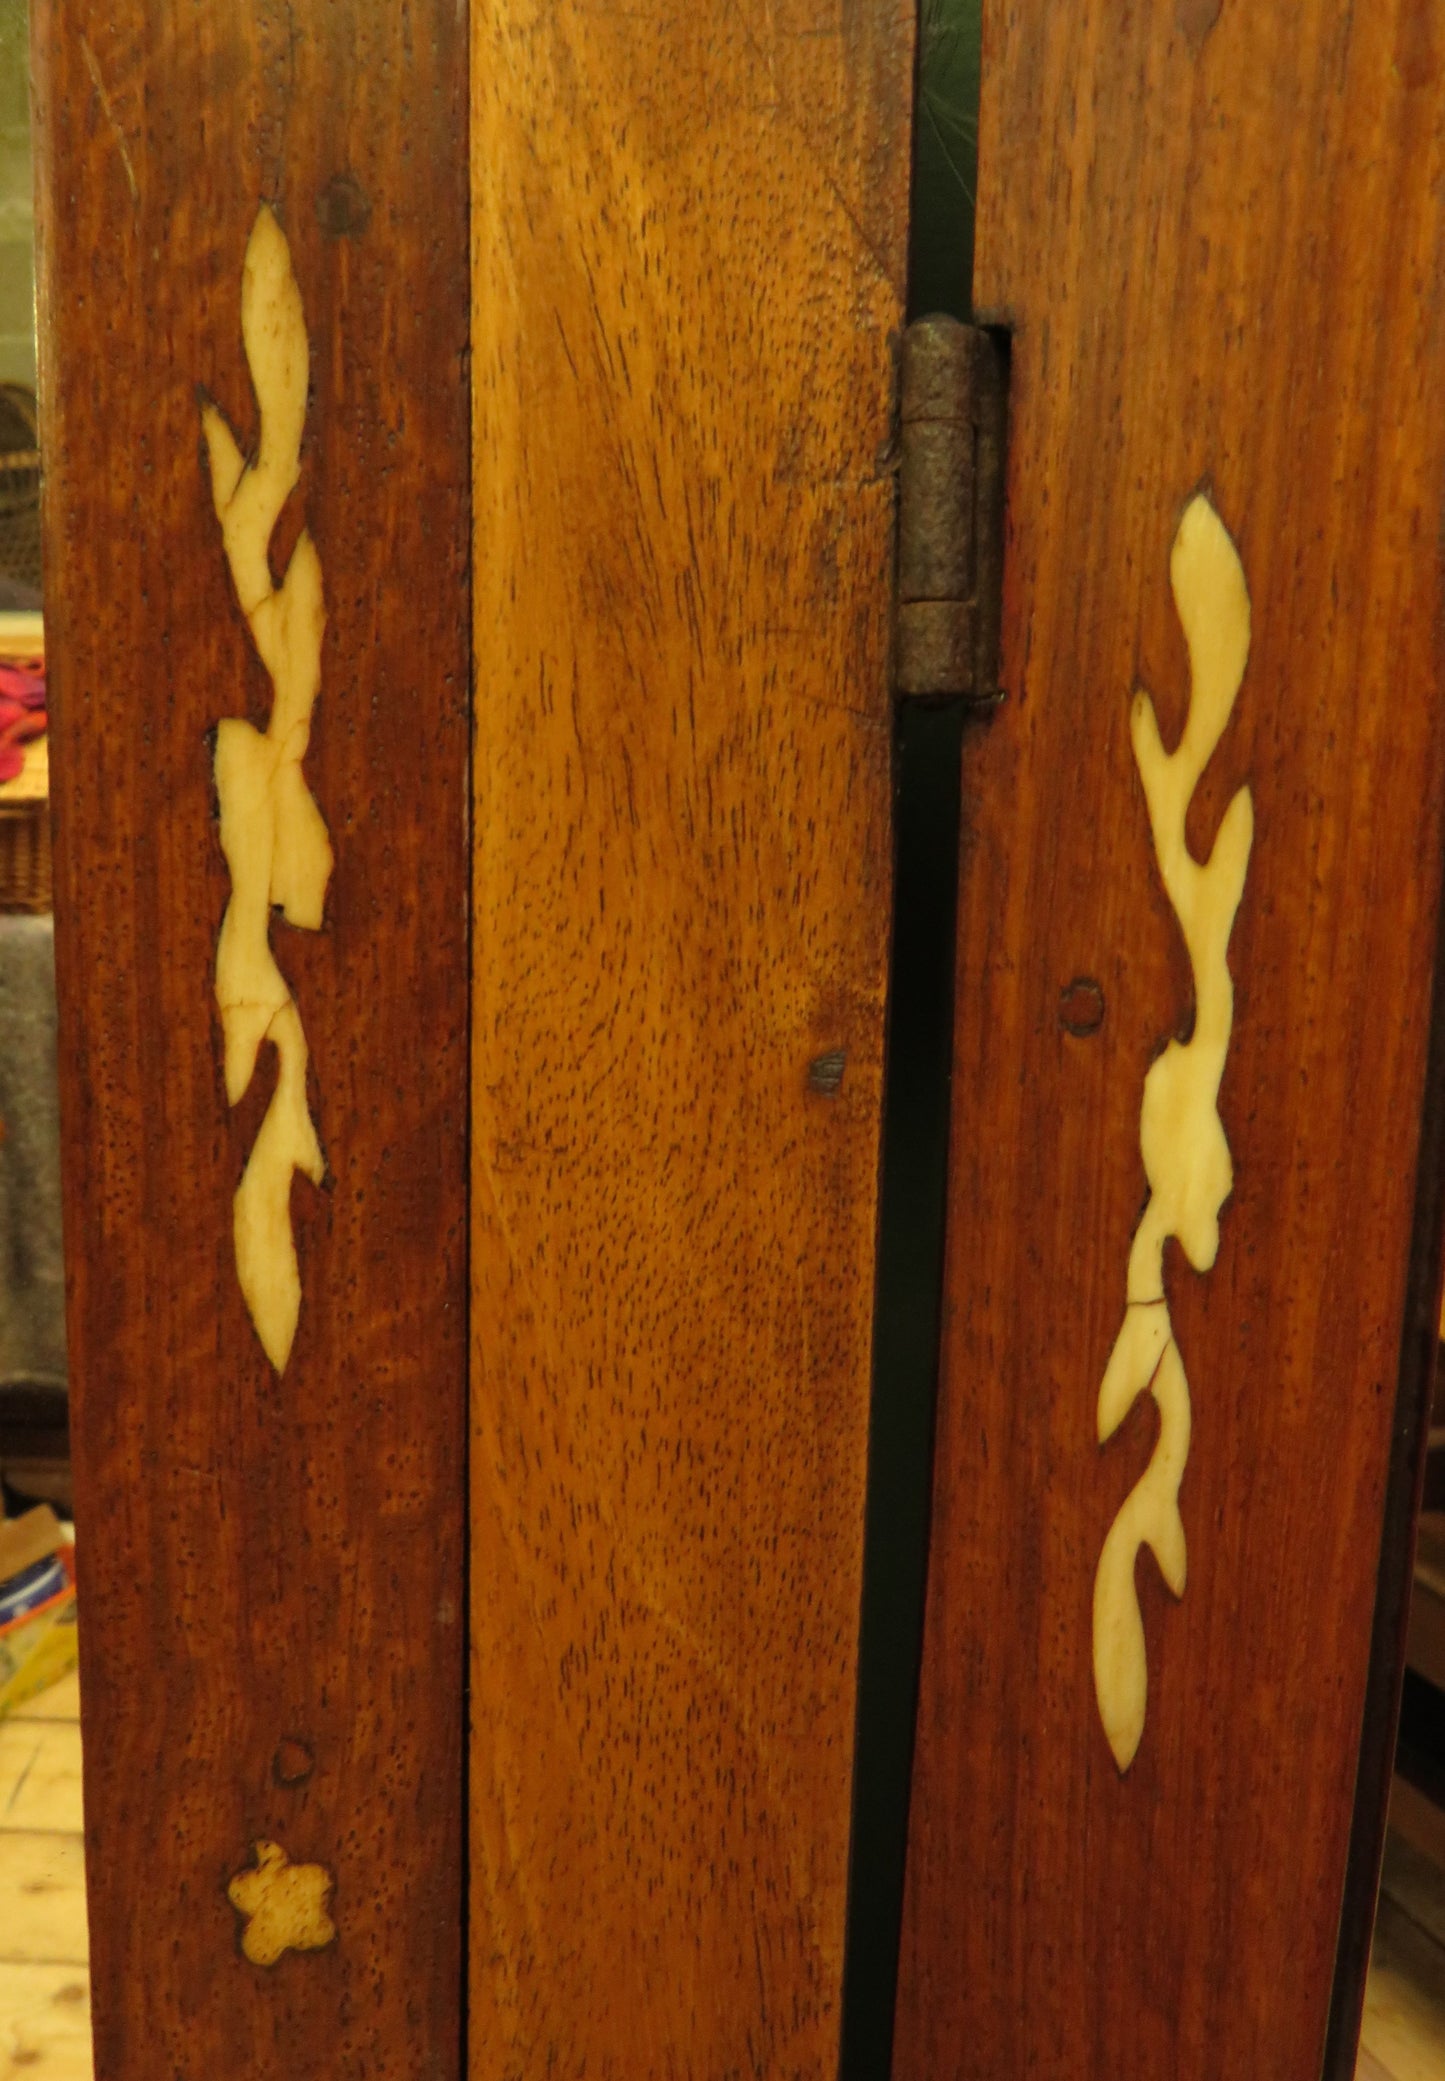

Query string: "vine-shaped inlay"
[[202, 205, 332, 1376], [1092, 492, 1253, 1773]]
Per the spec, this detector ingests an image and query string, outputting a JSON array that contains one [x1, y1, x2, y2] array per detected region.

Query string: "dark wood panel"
[[467, 4, 912, 2074], [896, 4, 1445, 2077], [32, 5, 469, 2076]]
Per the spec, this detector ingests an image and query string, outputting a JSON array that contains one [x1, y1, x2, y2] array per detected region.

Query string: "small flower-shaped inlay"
[[228, 1840, 336, 1967]]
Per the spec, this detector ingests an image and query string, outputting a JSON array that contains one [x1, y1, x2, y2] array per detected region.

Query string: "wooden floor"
[[1361, 1833, 1445, 2081], [0, 1668, 90, 2080], [0, 1662, 1441, 2077]]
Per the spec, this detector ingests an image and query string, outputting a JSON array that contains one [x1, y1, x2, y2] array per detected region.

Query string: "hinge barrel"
[[895, 317, 1008, 701]]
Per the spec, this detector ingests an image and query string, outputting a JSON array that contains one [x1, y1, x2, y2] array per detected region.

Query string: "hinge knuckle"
[[895, 316, 1008, 702]]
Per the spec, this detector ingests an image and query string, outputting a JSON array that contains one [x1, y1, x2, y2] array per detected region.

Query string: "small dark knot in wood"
[[1176, 0, 1223, 51], [1059, 977, 1105, 1037], [808, 1049, 847, 1095], [272, 1737, 316, 1788], [315, 173, 372, 239]]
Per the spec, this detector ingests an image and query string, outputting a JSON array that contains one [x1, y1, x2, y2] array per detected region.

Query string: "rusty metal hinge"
[[895, 316, 1008, 701]]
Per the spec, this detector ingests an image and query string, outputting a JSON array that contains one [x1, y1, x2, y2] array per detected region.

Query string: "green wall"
[[0, 0, 32, 395]]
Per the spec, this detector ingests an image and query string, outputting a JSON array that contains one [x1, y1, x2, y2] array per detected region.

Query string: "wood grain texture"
[[895, 5, 1445, 2078], [32, 6, 469, 2077], [468, 4, 911, 2074]]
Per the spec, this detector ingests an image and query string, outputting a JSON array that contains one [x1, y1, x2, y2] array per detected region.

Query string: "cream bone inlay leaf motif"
[[1093, 492, 1253, 1775], [202, 205, 332, 1375]]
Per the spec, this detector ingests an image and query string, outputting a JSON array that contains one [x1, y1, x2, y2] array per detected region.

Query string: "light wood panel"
[[896, 4, 1445, 2078], [33, 4, 470, 2076], [468, 2, 912, 2073]]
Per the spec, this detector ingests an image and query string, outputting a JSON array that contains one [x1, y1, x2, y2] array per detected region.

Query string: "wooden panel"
[[896, 5, 1445, 2078], [32, 6, 469, 2078], [468, 4, 911, 2074]]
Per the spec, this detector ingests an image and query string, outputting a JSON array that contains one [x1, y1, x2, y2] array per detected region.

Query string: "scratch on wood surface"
[[80, 39, 138, 204]]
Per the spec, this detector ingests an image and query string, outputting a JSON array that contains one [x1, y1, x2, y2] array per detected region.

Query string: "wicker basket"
[[0, 386, 41, 600], [0, 799, 51, 913]]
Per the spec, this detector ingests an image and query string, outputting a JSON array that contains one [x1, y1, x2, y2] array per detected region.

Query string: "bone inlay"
[[228, 1840, 337, 1967], [203, 206, 331, 1375], [1093, 493, 1253, 1774]]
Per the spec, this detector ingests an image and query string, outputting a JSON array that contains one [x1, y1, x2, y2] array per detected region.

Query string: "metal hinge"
[[894, 316, 1008, 701]]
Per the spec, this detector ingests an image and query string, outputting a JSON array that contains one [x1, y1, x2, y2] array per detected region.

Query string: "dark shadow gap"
[[1321, 874, 1445, 2079], [838, 701, 968, 2081], [838, 3, 982, 2076]]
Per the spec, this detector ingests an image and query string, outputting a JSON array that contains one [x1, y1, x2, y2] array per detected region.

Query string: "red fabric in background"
[[0, 660, 46, 783]]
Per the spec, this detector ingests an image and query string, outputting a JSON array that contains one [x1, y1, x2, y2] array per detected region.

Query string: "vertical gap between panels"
[[460, 13, 475, 2070], [1321, 866, 1445, 2081], [838, 3, 982, 2077]]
